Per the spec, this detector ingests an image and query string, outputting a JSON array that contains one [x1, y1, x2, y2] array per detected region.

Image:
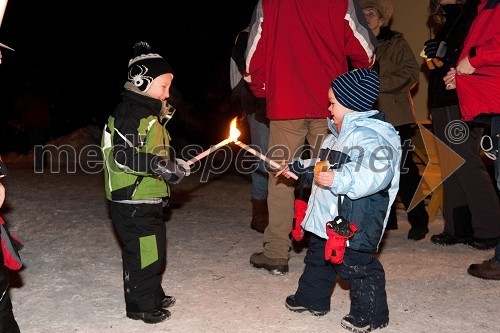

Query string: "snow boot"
[[341, 314, 388, 333], [127, 308, 170, 324], [159, 295, 176, 309], [250, 252, 288, 275], [285, 295, 329, 316]]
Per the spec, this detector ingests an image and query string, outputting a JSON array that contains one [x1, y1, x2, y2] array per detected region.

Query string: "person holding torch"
[[101, 41, 188, 324]]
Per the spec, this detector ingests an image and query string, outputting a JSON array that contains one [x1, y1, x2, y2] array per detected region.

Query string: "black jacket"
[[427, 0, 479, 108], [230, 29, 268, 124]]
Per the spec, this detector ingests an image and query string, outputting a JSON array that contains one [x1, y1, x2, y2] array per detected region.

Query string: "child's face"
[[145, 73, 173, 101], [328, 88, 352, 132]]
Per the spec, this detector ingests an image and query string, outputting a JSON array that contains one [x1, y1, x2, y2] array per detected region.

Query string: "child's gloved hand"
[[175, 158, 191, 176], [152, 158, 186, 184]]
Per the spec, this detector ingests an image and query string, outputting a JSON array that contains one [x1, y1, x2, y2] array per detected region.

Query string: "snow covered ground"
[[2, 146, 500, 333]]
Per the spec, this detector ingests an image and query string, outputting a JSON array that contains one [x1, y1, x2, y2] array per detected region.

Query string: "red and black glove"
[[324, 217, 357, 264]]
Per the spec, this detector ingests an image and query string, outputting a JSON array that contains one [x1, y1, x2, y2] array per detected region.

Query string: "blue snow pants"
[[294, 234, 389, 327]]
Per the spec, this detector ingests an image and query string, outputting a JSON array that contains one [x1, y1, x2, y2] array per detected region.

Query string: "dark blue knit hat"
[[331, 69, 380, 112]]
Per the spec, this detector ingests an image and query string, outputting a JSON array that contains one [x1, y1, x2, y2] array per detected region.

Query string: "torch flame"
[[229, 117, 241, 141]]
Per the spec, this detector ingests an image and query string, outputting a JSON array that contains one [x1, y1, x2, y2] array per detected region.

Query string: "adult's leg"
[[395, 124, 429, 239], [261, 119, 311, 259], [247, 113, 270, 200], [442, 109, 500, 239], [431, 106, 471, 237], [491, 115, 500, 192], [247, 113, 270, 232], [467, 116, 500, 278], [110, 202, 167, 313]]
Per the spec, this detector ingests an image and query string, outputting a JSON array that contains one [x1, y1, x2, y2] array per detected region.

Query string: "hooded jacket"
[[300, 112, 401, 253], [101, 84, 171, 202], [375, 27, 420, 127], [244, 0, 376, 120], [456, 0, 500, 121]]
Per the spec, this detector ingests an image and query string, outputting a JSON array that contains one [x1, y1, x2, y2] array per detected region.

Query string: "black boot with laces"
[[127, 308, 170, 324]]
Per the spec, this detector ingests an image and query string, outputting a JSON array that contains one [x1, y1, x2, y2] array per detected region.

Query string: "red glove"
[[324, 217, 357, 264], [292, 199, 307, 241]]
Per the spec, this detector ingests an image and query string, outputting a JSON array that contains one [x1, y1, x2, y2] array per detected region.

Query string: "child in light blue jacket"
[[283, 69, 401, 333]]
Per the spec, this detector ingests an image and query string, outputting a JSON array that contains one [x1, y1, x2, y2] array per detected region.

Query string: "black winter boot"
[[159, 295, 176, 309], [127, 308, 170, 324]]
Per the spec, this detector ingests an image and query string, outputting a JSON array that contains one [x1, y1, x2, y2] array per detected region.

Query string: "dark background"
[[0, 0, 258, 153]]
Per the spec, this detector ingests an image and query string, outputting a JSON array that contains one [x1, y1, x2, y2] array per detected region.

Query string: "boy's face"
[[145, 73, 174, 101], [328, 88, 353, 132]]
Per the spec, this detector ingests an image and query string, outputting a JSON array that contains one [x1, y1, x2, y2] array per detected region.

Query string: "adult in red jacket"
[[445, 0, 500, 121], [444, 0, 500, 280], [245, 0, 376, 274]]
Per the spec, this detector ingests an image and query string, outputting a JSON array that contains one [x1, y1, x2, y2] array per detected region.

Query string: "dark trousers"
[[294, 235, 388, 326], [109, 201, 167, 313], [391, 124, 429, 229], [0, 264, 20, 333], [431, 106, 500, 238], [491, 115, 500, 192]]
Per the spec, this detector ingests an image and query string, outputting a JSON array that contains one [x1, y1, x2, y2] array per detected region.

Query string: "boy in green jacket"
[[101, 41, 187, 324]]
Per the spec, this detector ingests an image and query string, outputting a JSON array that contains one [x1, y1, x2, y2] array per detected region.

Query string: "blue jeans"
[[247, 113, 270, 200]]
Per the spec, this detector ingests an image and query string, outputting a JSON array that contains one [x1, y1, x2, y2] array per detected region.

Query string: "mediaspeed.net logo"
[[408, 123, 466, 211], [27, 120, 476, 214]]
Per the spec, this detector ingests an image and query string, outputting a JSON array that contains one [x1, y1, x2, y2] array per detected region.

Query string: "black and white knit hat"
[[127, 42, 174, 92], [331, 68, 380, 112]]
